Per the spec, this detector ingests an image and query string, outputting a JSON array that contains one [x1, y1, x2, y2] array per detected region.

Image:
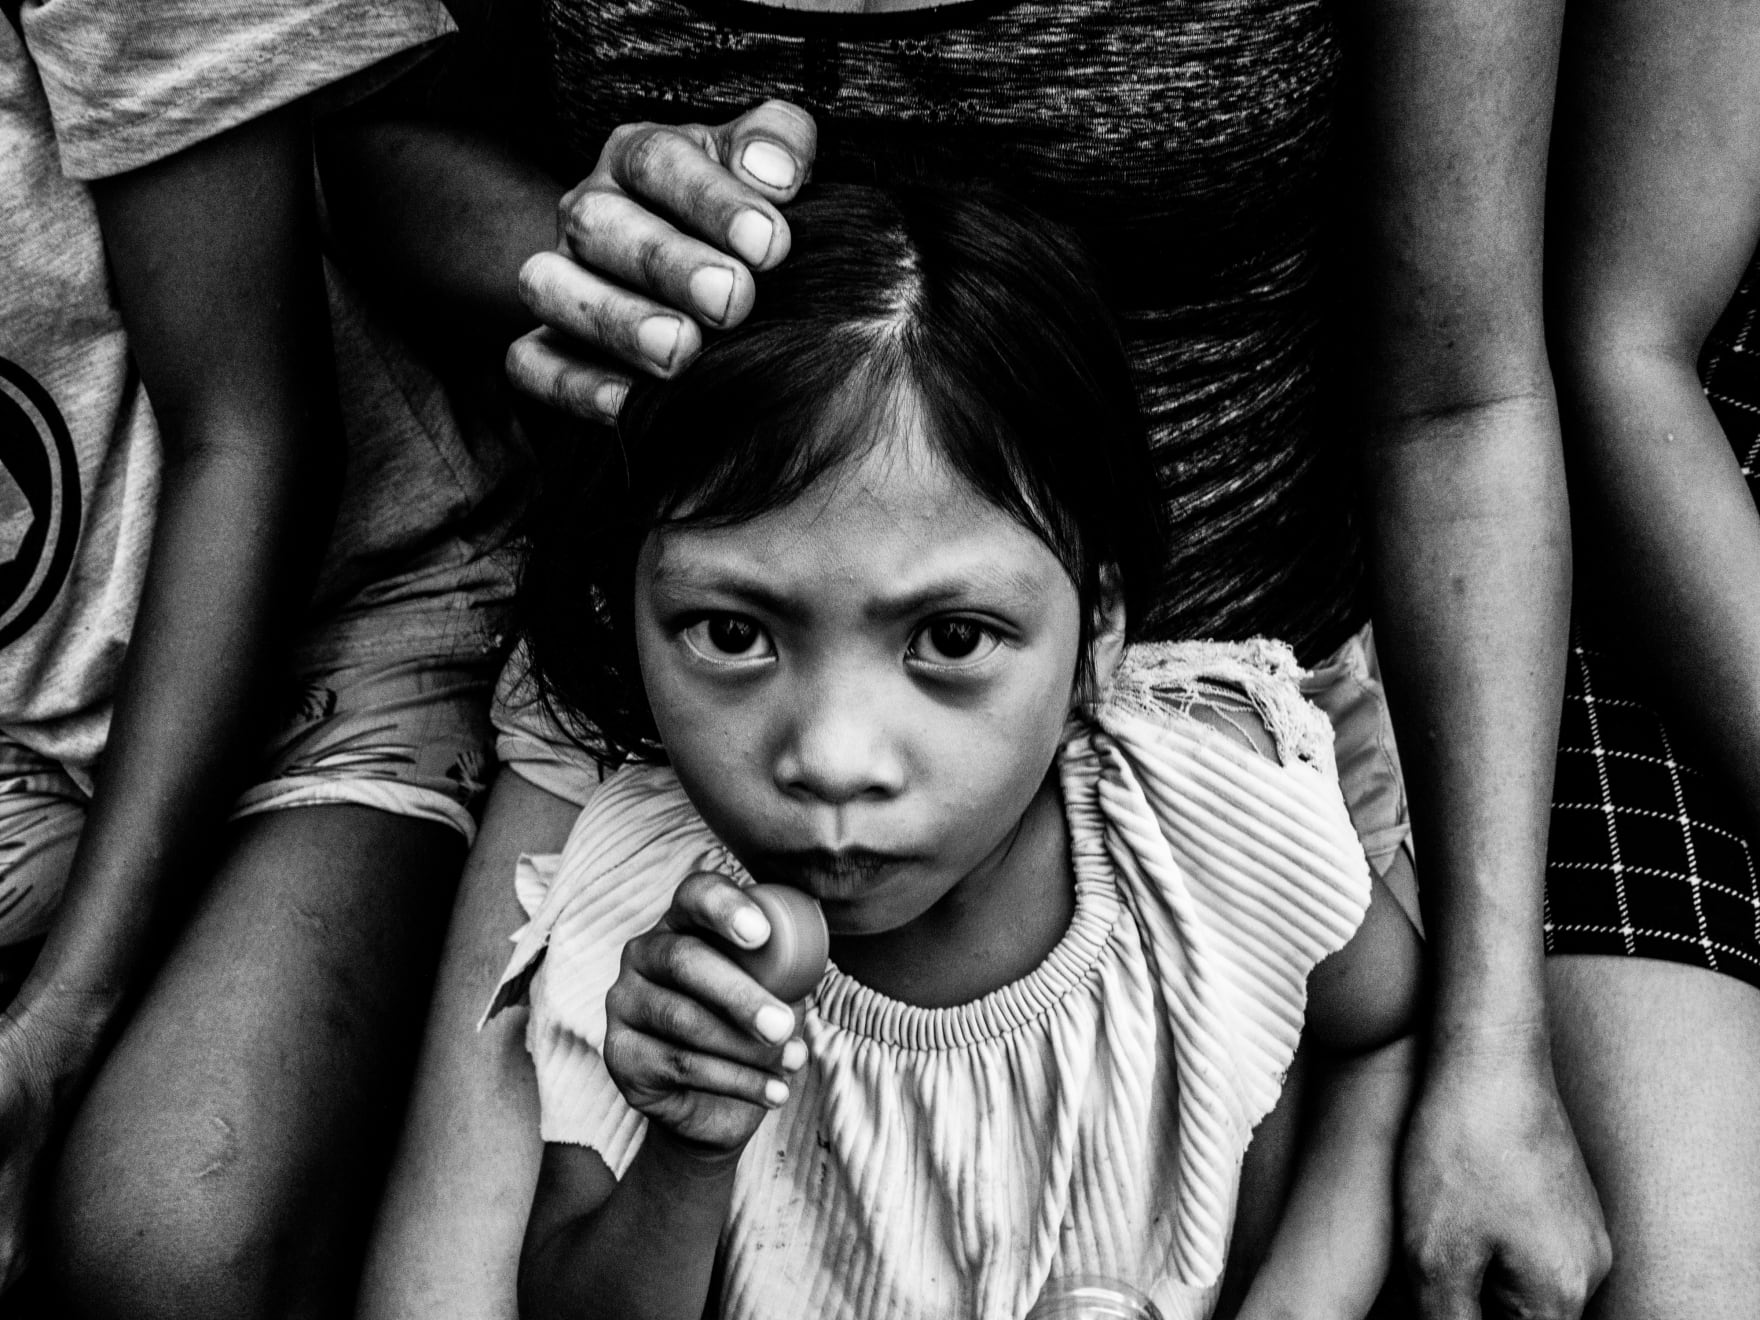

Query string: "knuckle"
[[1402, 1234, 1462, 1288], [620, 125, 685, 195], [557, 187, 615, 252], [633, 230, 673, 293], [660, 1045, 699, 1087], [654, 933, 693, 983], [600, 120, 649, 172], [653, 994, 697, 1042]]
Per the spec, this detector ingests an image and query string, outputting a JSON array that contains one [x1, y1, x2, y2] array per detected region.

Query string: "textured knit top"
[[533, 0, 1358, 662], [489, 640, 1373, 1320]]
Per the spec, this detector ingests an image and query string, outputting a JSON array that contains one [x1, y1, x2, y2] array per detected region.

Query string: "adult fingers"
[[557, 188, 756, 330], [1410, 1267, 1487, 1320], [504, 327, 630, 422], [706, 99, 817, 205], [1407, 1231, 1490, 1320], [1482, 1234, 1609, 1320], [517, 250, 703, 379], [598, 101, 816, 271]]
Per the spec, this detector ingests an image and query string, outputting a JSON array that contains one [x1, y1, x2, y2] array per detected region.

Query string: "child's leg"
[[354, 770, 573, 1320], [46, 804, 460, 1320], [43, 539, 508, 1319]]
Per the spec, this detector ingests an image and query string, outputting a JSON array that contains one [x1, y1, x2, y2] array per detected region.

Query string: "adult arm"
[[0, 101, 341, 1283], [1342, 1, 1609, 1315], [315, 29, 561, 356], [1547, 0, 1760, 834]]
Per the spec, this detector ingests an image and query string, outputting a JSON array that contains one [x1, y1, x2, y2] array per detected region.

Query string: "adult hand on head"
[[1401, 1027, 1611, 1320], [507, 99, 818, 423]]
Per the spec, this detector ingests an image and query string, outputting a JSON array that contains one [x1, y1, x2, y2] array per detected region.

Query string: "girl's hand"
[[602, 871, 809, 1156], [506, 100, 817, 423]]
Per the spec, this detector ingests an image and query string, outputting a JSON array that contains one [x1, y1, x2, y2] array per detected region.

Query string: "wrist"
[[639, 1124, 748, 1184], [6, 972, 124, 1083], [1424, 897, 1550, 1047]]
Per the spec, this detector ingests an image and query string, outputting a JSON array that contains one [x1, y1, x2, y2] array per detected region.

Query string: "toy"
[[732, 883, 829, 1002]]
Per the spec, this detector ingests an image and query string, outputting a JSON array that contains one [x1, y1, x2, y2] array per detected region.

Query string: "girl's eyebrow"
[[647, 554, 1049, 622], [861, 566, 1046, 622]]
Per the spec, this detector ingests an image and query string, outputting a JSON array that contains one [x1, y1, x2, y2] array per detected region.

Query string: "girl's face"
[[634, 414, 1112, 938]]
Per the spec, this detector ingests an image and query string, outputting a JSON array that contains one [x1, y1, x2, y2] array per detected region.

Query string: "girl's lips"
[[759, 848, 909, 898]]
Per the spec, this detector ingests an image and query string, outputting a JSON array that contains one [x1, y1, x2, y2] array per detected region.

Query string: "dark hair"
[[518, 182, 1164, 766]]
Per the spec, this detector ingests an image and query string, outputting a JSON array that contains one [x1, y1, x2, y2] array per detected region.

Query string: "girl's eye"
[[908, 618, 1001, 668], [682, 615, 775, 664]]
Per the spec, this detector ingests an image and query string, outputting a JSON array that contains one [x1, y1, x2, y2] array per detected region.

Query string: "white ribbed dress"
[[488, 640, 1373, 1320]]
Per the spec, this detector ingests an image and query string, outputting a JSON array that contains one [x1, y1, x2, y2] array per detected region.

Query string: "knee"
[[42, 1094, 284, 1320]]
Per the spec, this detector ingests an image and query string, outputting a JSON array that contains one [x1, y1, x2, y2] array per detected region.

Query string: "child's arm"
[[519, 872, 806, 1320], [1229, 871, 1425, 1320], [0, 100, 342, 1267]]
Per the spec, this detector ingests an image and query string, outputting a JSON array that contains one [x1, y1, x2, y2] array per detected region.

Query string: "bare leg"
[[355, 771, 578, 1320], [1548, 956, 1760, 1319], [42, 805, 462, 1320]]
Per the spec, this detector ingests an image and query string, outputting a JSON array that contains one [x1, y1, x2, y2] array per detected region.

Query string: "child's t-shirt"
[[490, 640, 1375, 1320], [0, 1, 519, 780]]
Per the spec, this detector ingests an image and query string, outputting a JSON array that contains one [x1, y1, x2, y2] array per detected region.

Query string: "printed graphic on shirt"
[[0, 356, 81, 647]]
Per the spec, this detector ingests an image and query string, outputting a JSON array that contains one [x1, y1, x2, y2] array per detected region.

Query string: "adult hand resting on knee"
[[1400, 1025, 1611, 1319], [506, 100, 817, 422]]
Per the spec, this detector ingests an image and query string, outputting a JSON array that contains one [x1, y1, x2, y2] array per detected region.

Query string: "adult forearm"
[[522, 1132, 737, 1320], [318, 117, 558, 346], [13, 102, 344, 1067], [15, 432, 337, 1058], [1369, 395, 1571, 1038]]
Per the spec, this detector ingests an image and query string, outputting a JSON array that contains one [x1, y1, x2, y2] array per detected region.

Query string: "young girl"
[[489, 183, 1422, 1320]]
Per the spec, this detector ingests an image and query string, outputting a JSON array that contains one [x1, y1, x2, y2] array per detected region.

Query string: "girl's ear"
[[1082, 564, 1128, 701]]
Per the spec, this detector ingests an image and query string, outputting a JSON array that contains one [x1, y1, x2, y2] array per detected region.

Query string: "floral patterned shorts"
[[0, 528, 513, 947]]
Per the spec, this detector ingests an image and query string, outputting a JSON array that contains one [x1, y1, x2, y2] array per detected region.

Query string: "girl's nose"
[[773, 676, 905, 805]]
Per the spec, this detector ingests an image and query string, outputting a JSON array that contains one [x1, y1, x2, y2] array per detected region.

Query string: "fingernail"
[[731, 905, 770, 948], [781, 1038, 808, 1072], [763, 1078, 790, 1107], [728, 210, 775, 267], [637, 316, 681, 370], [594, 380, 628, 417], [754, 1004, 793, 1044], [689, 265, 736, 323], [740, 140, 797, 190]]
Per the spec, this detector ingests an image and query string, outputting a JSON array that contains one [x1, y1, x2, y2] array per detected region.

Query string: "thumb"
[[716, 100, 818, 206]]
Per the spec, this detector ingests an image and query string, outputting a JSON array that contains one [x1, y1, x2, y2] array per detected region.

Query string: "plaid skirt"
[[1544, 249, 1760, 986]]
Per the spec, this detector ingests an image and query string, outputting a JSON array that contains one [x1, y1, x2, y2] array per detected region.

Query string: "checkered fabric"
[[1545, 248, 1760, 984]]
